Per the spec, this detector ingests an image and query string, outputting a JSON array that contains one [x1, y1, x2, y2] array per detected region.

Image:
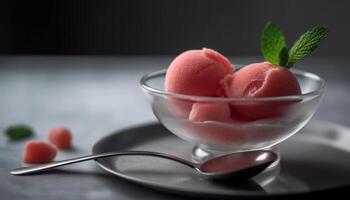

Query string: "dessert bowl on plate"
[[140, 68, 326, 162], [141, 22, 328, 162]]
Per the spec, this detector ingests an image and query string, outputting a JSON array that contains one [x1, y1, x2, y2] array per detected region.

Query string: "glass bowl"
[[140, 68, 326, 162]]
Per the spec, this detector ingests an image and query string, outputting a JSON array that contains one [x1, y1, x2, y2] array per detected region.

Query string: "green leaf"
[[278, 47, 289, 67], [5, 125, 34, 141], [287, 26, 329, 67], [261, 21, 287, 65]]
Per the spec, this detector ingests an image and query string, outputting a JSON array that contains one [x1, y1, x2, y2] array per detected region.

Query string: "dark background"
[[0, 0, 348, 56], [1, 1, 350, 199]]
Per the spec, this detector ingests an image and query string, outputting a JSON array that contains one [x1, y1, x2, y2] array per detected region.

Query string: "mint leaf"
[[287, 27, 329, 67], [279, 47, 289, 67], [5, 125, 34, 141], [261, 21, 287, 65]]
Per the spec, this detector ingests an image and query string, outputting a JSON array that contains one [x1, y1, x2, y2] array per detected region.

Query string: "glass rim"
[[140, 68, 327, 102]]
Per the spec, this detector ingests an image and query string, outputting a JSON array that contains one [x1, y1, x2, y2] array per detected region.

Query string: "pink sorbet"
[[49, 127, 72, 149], [221, 62, 301, 120], [189, 102, 232, 123], [23, 140, 57, 164], [165, 48, 234, 118], [165, 48, 234, 96]]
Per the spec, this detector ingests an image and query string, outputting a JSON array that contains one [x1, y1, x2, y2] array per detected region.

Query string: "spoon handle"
[[11, 151, 196, 176]]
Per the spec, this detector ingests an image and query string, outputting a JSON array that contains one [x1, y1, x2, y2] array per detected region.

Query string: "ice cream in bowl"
[[140, 22, 328, 163]]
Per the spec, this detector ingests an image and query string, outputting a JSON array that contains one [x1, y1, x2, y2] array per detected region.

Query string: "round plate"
[[92, 120, 350, 197]]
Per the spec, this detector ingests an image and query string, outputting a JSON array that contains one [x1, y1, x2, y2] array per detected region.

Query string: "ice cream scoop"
[[221, 62, 301, 98], [165, 48, 234, 96], [165, 48, 234, 118], [221, 62, 301, 121], [189, 102, 232, 123]]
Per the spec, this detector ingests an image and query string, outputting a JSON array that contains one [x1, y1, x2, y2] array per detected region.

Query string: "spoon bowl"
[[197, 150, 278, 179]]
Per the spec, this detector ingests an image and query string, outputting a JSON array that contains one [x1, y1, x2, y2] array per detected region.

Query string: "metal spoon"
[[11, 150, 277, 179]]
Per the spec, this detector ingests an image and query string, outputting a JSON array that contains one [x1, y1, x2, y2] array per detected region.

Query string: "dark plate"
[[92, 120, 350, 197]]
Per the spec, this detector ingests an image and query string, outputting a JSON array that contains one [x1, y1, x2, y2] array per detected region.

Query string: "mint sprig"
[[286, 27, 329, 67], [261, 22, 287, 66], [261, 22, 329, 68], [5, 124, 34, 141], [278, 47, 289, 66]]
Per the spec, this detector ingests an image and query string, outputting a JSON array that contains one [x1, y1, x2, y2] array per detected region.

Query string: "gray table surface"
[[0, 56, 349, 199]]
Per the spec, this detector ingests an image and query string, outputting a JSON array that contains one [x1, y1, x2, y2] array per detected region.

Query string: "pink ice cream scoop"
[[221, 62, 301, 121], [221, 62, 301, 98], [165, 48, 234, 96], [165, 48, 234, 119], [189, 102, 232, 123]]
